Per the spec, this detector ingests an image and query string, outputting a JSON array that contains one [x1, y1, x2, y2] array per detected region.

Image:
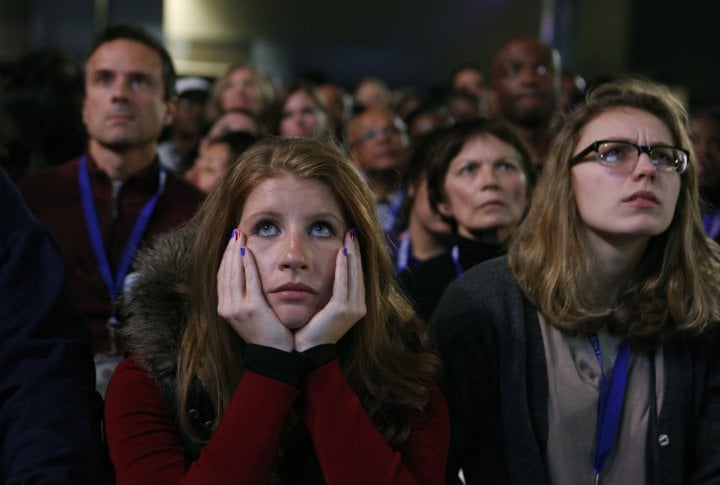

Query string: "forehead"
[[286, 90, 313, 105], [229, 67, 254, 82], [453, 134, 520, 161], [496, 40, 553, 66], [211, 113, 257, 135], [579, 107, 673, 143], [86, 39, 163, 75], [356, 109, 392, 128], [455, 68, 483, 81], [243, 174, 343, 216], [198, 143, 229, 166], [205, 141, 230, 155]]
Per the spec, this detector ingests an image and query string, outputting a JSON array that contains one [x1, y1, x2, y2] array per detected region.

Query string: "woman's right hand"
[[217, 230, 294, 352]]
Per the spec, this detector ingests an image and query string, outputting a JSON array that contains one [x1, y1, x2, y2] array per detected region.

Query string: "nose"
[[478, 164, 500, 189], [518, 66, 539, 85], [110, 77, 130, 101], [631, 152, 657, 179], [279, 231, 309, 270]]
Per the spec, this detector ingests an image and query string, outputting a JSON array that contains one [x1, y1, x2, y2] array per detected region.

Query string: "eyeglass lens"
[[597, 141, 685, 172]]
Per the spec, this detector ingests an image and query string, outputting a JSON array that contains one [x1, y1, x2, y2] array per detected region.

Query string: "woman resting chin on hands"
[[104, 136, 449, 485]]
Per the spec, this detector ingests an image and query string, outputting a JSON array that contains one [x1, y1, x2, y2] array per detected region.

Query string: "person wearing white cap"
[[157, 76, 212, 172]]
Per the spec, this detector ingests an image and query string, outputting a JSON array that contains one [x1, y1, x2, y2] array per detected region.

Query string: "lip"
[[269, 282, 316, 298], [623, 190, 659, 206], [515, 92, 545, 101], [479, 200, 505, 210], [106, 112, 133, 122]]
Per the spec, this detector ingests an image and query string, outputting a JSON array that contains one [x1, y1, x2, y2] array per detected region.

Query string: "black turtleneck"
[[397, 235, 505, 323]]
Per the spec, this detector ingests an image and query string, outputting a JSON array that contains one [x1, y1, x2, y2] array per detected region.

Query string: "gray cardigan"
[[430, 257, 720, 484]]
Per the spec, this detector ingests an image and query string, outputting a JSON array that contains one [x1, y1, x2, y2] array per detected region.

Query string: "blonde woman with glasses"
[[432, 78, 720, 484]]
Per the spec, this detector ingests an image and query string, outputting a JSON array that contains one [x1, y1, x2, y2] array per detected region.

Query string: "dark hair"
[[87, 24, 176, 100], [206, 130, 259, 167], [393, 128, 447, 232], [0, 49, 86, 180], [426, 117, 536, 221]]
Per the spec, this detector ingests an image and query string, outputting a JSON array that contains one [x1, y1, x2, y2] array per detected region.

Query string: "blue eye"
[[309, 221, 334, 237], [254, 220, 279, 237]]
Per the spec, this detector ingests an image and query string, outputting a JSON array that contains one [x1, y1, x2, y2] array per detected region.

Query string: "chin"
[[277, 312, 312, 330]]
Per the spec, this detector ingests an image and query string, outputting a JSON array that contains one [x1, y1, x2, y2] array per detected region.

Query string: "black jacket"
[[0, 168, 110, 483], [397, 236, 504, 323]]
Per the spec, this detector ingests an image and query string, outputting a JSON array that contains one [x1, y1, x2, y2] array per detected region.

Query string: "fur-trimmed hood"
[[118, 223, 197, 384]]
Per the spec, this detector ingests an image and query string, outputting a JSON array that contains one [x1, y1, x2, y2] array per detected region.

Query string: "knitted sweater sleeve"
[[104, 355, 298, 484], [300, 359, 450, 484]]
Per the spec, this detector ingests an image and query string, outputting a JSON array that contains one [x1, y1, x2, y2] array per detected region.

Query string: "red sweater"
[[104, 355, 449, 484]]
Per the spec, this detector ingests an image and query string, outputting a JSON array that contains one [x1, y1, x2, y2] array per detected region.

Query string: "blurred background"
[[0, 0, 718, 103]]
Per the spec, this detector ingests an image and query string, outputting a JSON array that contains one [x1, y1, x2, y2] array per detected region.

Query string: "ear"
[[437, 200, 453, 218], [406, 182, 416, 198], [163, 97, 177, 128]]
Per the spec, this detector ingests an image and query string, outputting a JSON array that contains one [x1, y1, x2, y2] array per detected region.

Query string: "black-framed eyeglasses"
[[570, 140, 689, 174]]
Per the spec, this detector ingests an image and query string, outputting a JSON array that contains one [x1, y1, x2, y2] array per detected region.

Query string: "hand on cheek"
[[294, 228, 367, 352], [217, 230, 294, 352]]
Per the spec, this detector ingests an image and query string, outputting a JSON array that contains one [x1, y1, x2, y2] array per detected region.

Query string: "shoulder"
[[439, 256, 522, 309], [398, 251, 456, 292], [164, 172, 205, 205], [104, 355, 173, 441], [119, 225, 197, 382], [406, 251, 456, 277], [1, 168, 38, 238], [16, 159, 79, 207], [0, 168, 67, 293], [430, 256, 529, 346], [154, 172, 205, 227]]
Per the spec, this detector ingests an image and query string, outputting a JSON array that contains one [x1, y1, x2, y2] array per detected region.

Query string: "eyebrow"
[[243, 209, 345, 223], [89, 67, 154, 79]]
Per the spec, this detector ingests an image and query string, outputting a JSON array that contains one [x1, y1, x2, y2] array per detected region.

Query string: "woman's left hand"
[[294, 229, 366, 352]]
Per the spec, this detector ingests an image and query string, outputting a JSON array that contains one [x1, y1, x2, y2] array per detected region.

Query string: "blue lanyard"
[[450, 245, 464, 277], [703, 211, 720, 240], [588, 334, 631, 482], [382, 191, 404, 234], [395, 231, 412, 273], [78, 155, 166, 324]]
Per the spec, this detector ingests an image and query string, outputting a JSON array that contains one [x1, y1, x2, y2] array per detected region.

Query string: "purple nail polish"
[[240, 247, 246, 256], [343, 246, 348, 256]]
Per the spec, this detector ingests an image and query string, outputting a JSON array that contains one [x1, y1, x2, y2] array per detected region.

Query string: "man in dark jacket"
[[0, 167, 110, 483]]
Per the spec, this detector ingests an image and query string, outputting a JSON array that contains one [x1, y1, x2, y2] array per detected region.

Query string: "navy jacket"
[[0, 168, 110, 483]]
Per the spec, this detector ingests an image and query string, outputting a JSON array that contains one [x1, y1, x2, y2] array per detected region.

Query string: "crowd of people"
[[1, 21, 719, 485]]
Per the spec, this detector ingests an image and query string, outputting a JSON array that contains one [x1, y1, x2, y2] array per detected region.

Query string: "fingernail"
[[234, 229, 239, 241], [240, 246, 246, 256], [350, 227, 358, 241], [230, 229, 236, 241], [343, 246, 348, 256]]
